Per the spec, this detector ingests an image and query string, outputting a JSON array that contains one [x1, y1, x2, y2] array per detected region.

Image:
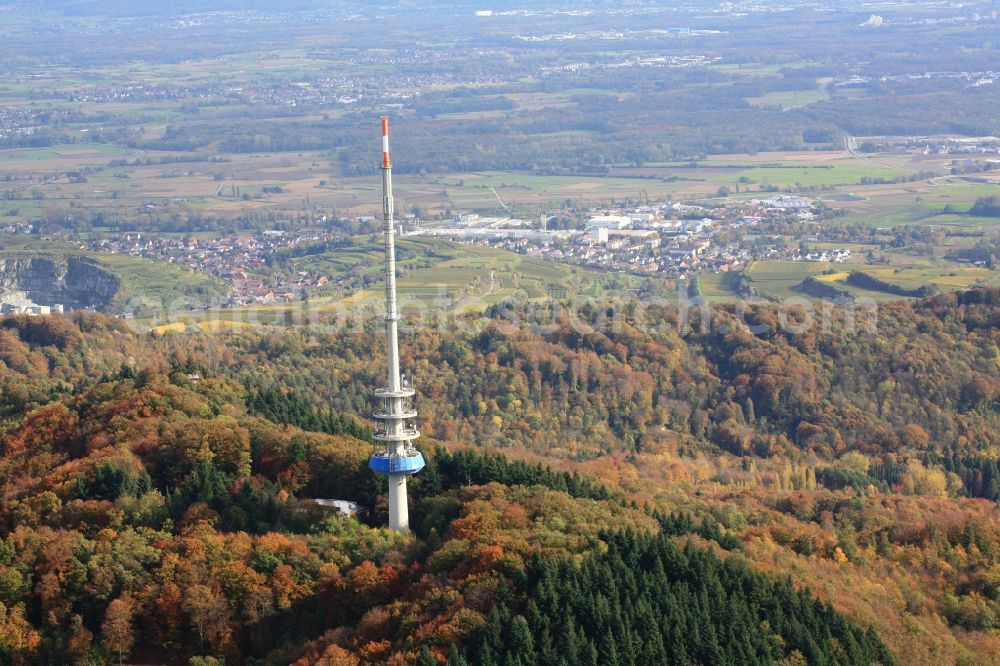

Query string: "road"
[[841, 132, 900, 169]]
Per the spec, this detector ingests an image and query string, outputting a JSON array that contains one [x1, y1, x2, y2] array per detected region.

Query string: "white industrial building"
[[586, 215, 632, 231]]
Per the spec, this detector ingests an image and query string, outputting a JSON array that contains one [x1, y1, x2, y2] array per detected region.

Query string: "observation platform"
[[369, 451, 426, 475], [372, 427, 420, 442], [373, 408, 417, 420], [374, 386, 415, 399]]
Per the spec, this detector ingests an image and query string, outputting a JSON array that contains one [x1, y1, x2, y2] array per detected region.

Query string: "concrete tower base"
[[388, 473, 409, 532]]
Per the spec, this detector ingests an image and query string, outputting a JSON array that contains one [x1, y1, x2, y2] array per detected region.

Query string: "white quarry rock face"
[[0, 256, 119, 310]]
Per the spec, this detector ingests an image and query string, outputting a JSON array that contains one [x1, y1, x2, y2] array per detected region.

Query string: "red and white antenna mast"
[[382, 116, 392, 169]]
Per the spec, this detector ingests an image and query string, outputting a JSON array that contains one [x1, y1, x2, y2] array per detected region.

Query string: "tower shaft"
[[382, 162, 401, 396], [369, 116, 424, 532]]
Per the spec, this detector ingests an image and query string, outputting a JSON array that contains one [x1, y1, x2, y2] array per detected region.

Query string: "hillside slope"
[[2, 292, 1000, 662], [0, 318, 889, 664]]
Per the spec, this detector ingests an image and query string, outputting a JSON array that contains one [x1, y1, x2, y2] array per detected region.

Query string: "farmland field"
[[2, 140, 994, 223], [148, 237, 642, 330], [695, 272, 744, 303], [738, 260, 1000, 303], [281, 237, 584, 296], [842, 265, 1000, 291], [747, 89, 829, 109]]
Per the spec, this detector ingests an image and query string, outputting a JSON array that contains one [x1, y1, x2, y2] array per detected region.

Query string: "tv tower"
[[369, 116, 425, 532]]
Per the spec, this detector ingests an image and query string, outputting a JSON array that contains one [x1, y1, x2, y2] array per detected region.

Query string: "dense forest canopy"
[[0, 309, 897, 665], [1, 290, 1000, 662], [971, 197, 1000, 218]]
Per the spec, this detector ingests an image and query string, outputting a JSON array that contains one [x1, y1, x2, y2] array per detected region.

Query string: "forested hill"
[[169, 288, 1000, 468], [0, 314, 891, 665], [1, 291, 1000, 661], [6, 290, 1000, 467]]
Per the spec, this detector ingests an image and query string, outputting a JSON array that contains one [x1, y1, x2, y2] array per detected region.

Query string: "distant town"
[[409, 194, 847, 279], [1, 192, 868, 313]]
